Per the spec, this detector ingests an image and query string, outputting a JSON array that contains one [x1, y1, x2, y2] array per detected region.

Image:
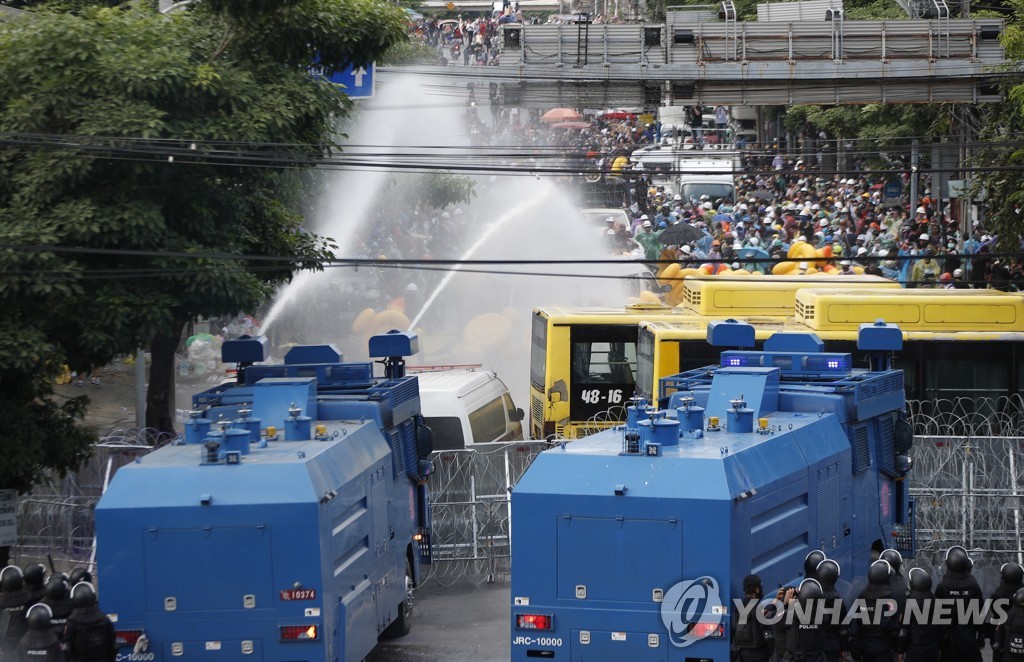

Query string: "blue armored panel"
[[858, 321, 903, 350], [763, 332, 824, 353], [707, 319, 756, 348], [221, 335, 269, 363], [285, 344, 342, 364], [369, 330, 420, 358], [704, 367, 780, 419]]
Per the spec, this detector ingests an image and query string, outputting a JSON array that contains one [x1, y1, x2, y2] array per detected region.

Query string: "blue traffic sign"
[[324, 63, 375, 99], [884, 180, 902, 199]]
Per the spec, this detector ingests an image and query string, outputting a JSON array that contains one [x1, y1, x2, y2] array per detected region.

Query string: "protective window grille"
[[816, 474, 843, 550], [371, 478, 387, 558], [851, 424, 871, 473], [877, 414, 896, 475], [389, 429, 405, 478]]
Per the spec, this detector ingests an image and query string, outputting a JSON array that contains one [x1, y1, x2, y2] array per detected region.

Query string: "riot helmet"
[[798, 578, 823, 601], [0, 565, 24, 592], [68, 568, 92, 586], [868, 560, 892, 586], [804, 550, 826, 578], [26, 603, 53, 631], [44, 574, 69, 601], [880, 549, 903, 574], [23, 563, 45, 588], [70, 581, 97, 608], [1002, 562, 1024, 586], [816, 559, 840, 587], [908, 567, 932, 593], [945, 545, 972, 573]]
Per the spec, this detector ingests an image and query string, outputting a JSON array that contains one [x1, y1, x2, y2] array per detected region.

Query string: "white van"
[[416, 369, 525, 450]]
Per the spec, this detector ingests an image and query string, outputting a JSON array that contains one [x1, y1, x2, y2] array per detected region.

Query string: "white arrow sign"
[[353, 67, 366, 88]]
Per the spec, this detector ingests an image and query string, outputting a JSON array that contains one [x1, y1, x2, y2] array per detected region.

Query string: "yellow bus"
[[530, 277, 898, 439], [678, 275, 898, 317], [794, 288, 1024, 332], [529, 304, 694, 440], [638, 290, 1024, 407]]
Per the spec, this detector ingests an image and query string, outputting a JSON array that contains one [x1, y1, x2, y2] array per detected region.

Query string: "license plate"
[[280, 589, 317, 601]]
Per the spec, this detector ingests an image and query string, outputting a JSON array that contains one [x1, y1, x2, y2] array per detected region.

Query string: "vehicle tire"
[[582, 171, 603, 184], [381, 559, 413, 638]]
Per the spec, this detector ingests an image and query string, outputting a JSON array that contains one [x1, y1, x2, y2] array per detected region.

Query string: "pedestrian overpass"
[[401, 0, 1010, 107]]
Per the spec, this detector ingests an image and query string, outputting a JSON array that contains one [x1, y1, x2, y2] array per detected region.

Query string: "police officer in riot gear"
[[64, 582, 116, 662], [878, 549, 906, 611], [0, 565, 31, 656], [989, 563, 1024, 661], [22, 564, 47, 605], [898, 567, 940, 661], [732, 574, 771, 661], [40, 575, 72, 642], [850, 559, 899, 661], [804, 550, 826, 580], [15, 603, 65, 661], [814, 560, 847, 662], [935, 545, 984, 662], [785, 578, 827, 662], [995, 587, 1024, 662]]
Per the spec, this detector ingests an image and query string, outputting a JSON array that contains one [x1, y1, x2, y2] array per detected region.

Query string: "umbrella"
[[550, 121, 591, 129], [659, 223, 704, 246], [713, 213, 733, 223], [541, 107, 582, 123], [738, 246, 771, 273], [598, 109, 636, 120]]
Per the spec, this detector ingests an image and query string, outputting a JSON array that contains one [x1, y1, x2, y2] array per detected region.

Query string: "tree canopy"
[[0, 0, 408, 496]]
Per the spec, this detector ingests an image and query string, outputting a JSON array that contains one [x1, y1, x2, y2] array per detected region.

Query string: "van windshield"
[[680, 183, 735, 202]]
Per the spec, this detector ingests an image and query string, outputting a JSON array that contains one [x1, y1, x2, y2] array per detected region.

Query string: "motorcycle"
[[449, 41, 462, 60]]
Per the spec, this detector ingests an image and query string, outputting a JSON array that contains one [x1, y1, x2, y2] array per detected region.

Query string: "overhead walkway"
[[396, 0, 1010, 106]]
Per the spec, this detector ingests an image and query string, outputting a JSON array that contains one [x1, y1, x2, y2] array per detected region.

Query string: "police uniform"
[[989, 564, 1024, 662], [0, 566, 31, 656], [898, 568, 940, 662], [732, 575, 771, 662], [63, 583, 116, 662], [814, 560, 847, 662], [784, 579, 827, 662], [850, 560, 898, 662], [16, 603, 66, 662], [935, 546, 984, 662]]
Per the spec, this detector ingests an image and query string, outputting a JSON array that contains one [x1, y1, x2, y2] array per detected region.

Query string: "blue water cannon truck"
[[95, 330, 433, 662], [510, 320, 914, 661]]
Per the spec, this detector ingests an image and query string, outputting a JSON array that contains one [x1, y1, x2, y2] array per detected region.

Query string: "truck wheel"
[[381, 560, 413, 638]]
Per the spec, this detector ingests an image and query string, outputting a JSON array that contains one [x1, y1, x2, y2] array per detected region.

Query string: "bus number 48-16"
[[581, 389, 623, 405]]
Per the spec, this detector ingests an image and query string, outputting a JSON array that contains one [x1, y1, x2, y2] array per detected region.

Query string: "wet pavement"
[[369, 580, 510, 661]]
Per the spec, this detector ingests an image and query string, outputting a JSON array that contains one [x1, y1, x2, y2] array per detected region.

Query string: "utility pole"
[[909, 138, 919, 216]]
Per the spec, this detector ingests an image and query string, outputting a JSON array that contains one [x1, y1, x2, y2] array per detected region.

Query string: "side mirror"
[[415, 421, 434, 459], [510, 407, 525, 423]]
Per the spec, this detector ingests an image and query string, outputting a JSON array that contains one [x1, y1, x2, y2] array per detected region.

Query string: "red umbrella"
[[550, 121, 591, 129], [541, 107, 582, 122], [598, 109, 636, 120]]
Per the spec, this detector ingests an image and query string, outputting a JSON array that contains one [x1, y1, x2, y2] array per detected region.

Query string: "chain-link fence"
[[11, 396, 1024, 587]]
